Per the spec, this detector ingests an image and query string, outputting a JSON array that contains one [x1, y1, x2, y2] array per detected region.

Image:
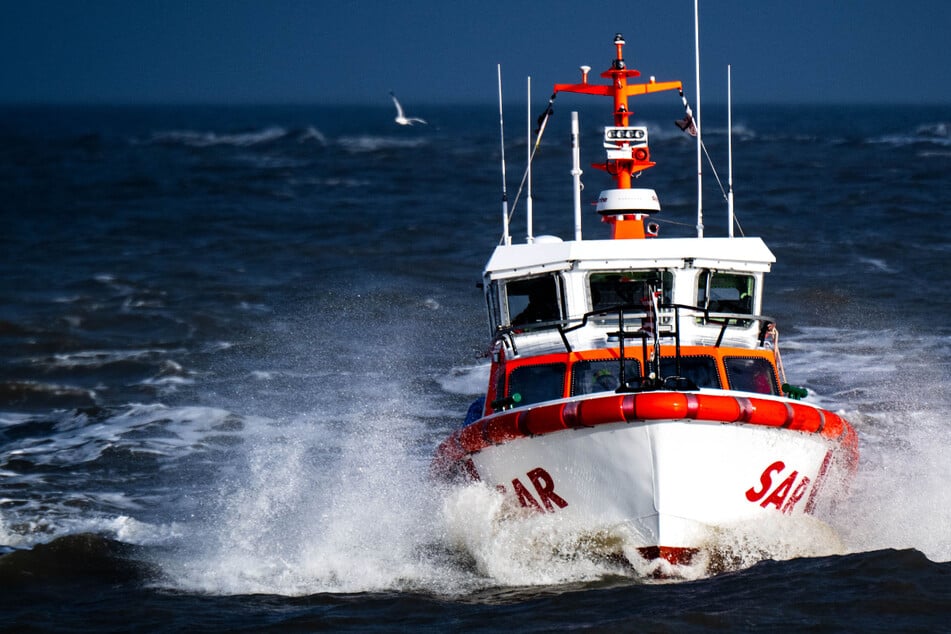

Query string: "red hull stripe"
[[434, 391, 859, 471], [637, 546, 698, 567]]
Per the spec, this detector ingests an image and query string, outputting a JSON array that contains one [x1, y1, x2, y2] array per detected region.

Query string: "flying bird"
[[390, 91, 427, 126]]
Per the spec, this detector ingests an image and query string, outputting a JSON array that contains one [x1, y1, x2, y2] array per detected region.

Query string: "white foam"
[[147, 126, 288, 147], [297, 126, 328, 145], [336, 135, 429, 153], [780, 326, 951, 563], [161, 403, 464, 595], [856, 256, 899, 274], [441, 482, 630, 586], [435, 363, 489, 396], [35, 348, 184, 369], [1, 404, 248, 466]]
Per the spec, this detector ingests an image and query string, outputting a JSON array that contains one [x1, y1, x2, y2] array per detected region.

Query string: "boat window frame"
[[723, 356, 778, 395], [659, 354, 722, 389], [485, 279, 503, 335], [587, 268, 674, 314], [503, 272, 566, 328], [696, 269, 755, 315], [569, 358, 643, 396], [507, 362, 568, 406]]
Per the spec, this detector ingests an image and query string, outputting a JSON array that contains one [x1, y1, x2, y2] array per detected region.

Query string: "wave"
[[143, 126, 289, 148], [0, 533, 157, 586], [138, 125, 434, 155], [0, 404, 248, 468], [0, 380, 97, 410], [336, 135, 430, 153], [32, 348, 184, 371], [138, 124, 334, 149], [869, 121, 950, 147]]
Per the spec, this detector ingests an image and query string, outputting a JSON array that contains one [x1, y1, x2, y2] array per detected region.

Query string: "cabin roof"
[[484, 237, 776, 280]]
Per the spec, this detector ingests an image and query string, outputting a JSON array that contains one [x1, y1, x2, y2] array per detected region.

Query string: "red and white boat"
[[432, 33, 858, 569]]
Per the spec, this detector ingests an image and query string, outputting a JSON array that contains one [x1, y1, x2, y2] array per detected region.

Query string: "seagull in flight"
[[390, 91, 427, 126]]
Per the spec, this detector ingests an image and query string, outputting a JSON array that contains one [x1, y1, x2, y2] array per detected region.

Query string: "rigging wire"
[[500, 85, 746, 242], [678, 90, 745, 237], [503, 94, 556, 241]]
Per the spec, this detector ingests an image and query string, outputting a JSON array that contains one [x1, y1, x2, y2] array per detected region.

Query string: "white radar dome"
[[595, 188, 661, 214]]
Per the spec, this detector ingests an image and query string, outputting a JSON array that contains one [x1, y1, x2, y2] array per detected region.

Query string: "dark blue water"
[[1, 102, 950, 631]]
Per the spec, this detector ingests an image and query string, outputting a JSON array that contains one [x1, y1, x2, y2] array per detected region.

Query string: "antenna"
[[571, 111, 583, 241], [727, 64, 735, 238], [694, 0, 704, 238], [526, 76, 534, 244], [497, 64, 511, 246]]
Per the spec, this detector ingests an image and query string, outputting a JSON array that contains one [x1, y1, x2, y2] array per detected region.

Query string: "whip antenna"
[[694, 0, 704, 238], [498, 64, 511, 245], [727, 63, 735, 238], [526, 76, 534, 243]]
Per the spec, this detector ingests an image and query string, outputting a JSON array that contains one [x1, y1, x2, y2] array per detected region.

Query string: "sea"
[[0, 100, 949, 631]]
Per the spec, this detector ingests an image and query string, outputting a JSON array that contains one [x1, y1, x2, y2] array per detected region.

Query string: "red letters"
[[746, 460, 812, 515], [760, 471, 798, 510], [745, 461, 785, 502], [511, 478, 543, 511], [782, 476, 811, 514], [527, 467, 568, 511], [508, 467, 569, 513]]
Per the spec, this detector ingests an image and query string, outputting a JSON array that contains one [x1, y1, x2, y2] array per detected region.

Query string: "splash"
[[439, 480, 854, 584], [783, 326, 951, 563], [148, 304, 950, 594], [160, 402, 479, 595], [441, 482, 640, 585]]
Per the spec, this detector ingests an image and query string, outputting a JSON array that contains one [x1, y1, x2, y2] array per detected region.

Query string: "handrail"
[[494, 303, 775, 355]]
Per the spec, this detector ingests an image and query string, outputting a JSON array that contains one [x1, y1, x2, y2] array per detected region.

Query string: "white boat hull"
[[465, 417, 850, 563]]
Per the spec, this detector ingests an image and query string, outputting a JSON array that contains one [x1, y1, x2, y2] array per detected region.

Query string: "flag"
[[676, 108, 697, 136], [676, 88, 698, 137]]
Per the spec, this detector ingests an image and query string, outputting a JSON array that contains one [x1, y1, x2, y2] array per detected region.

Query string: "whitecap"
[[147, 126, 288, 148], [336, 135, 429, 153], [435, 363, 490, 396], [857, 257, 898, 273], [297, 126, 328, 145]]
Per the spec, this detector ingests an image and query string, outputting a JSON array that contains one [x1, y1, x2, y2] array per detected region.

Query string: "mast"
[[694, 0, 704, 238], [551, 34, 683, 240], [553, 34, 681, 189], [571, 112, 583, 241]]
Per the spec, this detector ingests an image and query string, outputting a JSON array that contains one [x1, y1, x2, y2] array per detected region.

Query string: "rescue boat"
[[432, 33, 858, 569]]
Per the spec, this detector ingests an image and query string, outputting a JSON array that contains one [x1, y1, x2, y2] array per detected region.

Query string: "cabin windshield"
[[590, 270, 673, 312], [659, 355, 721, 389], [697, 271, 754, 314], [507, 363, 566, 405], [507, 274, 564, 326], [724, 356, 777, 395], [570, 359, 642, 396]]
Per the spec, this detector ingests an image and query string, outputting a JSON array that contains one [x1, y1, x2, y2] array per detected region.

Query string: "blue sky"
[[2, 0, 948, 105]]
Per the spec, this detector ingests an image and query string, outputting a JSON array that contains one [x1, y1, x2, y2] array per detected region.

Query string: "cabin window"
[[659, 355, 721, 389], [590, 270, 673, 313], [507, 363, 567, 405], [724, 357, 777, 395], [570, 359, 642, 396], [506, 274, 564, 327], [485, 280, 502, 333], [697, 271, 754, 314]]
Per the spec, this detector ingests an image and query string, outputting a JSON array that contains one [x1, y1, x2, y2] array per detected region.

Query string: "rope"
[[770, 325, 787, 385]]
